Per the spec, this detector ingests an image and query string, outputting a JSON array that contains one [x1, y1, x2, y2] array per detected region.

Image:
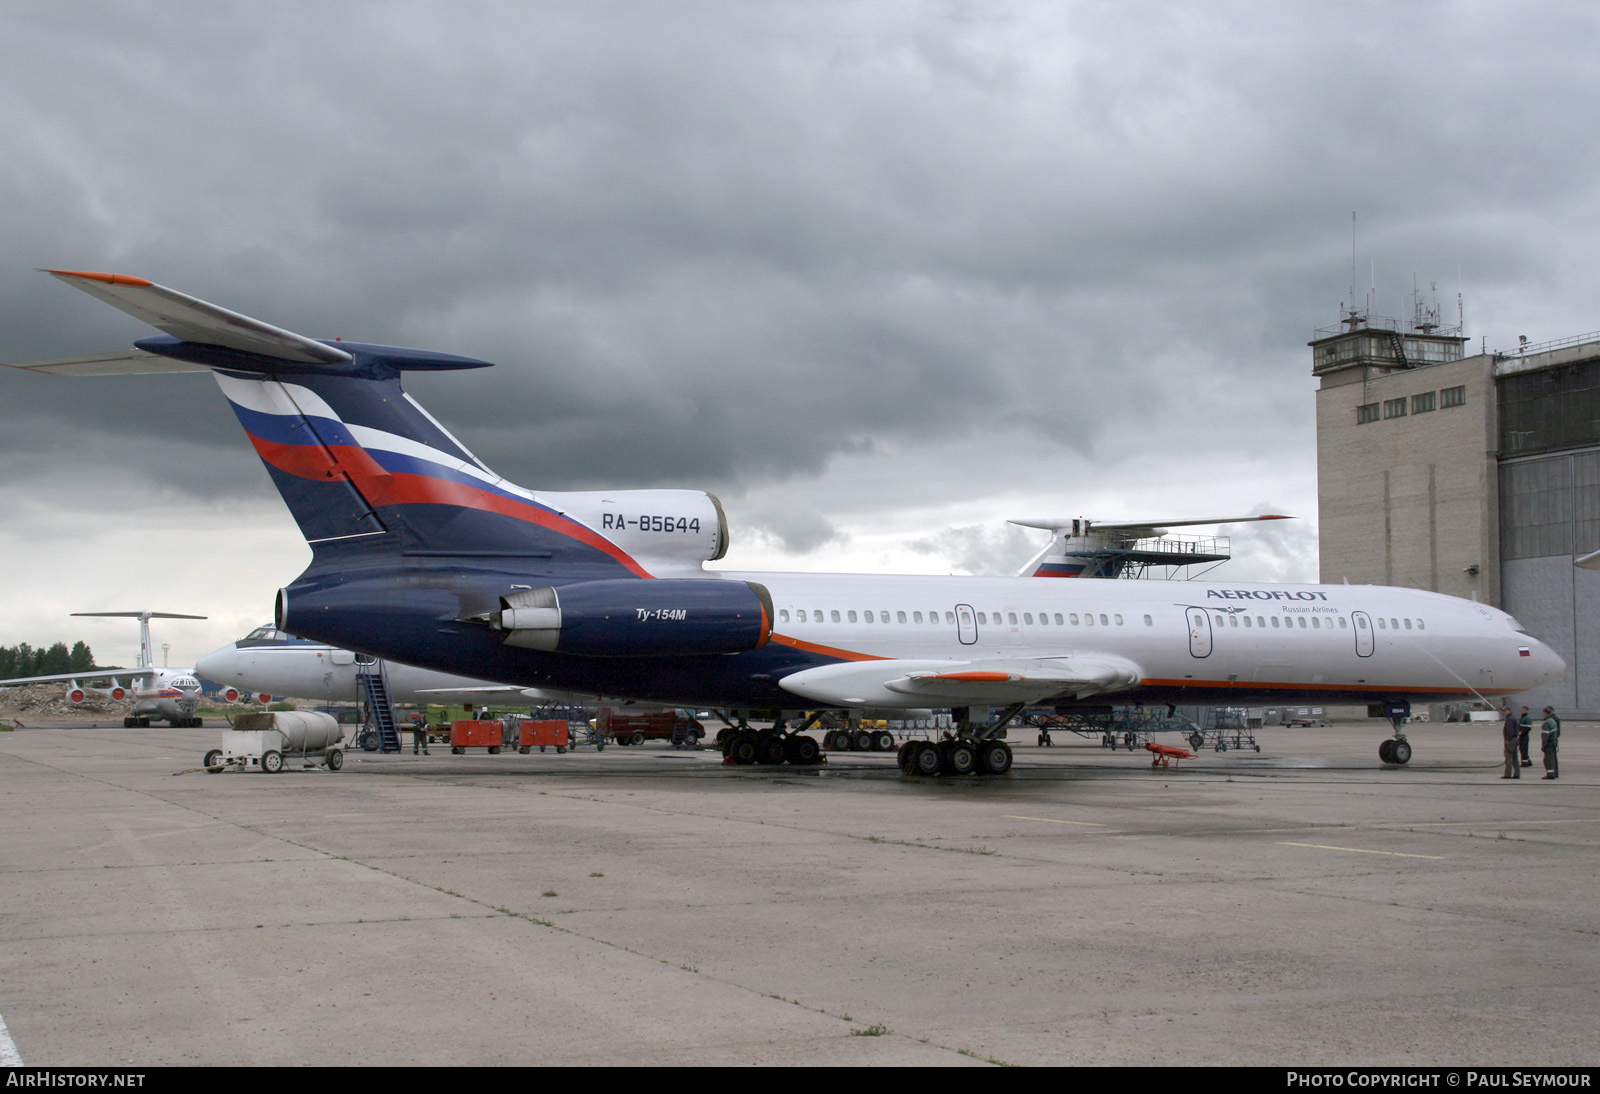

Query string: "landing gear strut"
[[1378, 700, 1413, 765]]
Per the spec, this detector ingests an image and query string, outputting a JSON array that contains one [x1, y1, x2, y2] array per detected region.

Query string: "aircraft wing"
[[778, 653, 1142, 708], [0, 669, 156, 687]]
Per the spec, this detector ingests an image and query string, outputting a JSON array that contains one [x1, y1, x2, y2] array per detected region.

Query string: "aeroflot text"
[[1287, 1076, 1589, 1088], [1207, 589, 1330, 602]]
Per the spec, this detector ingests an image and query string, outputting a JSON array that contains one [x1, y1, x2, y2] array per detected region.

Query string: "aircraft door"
[[956, 604, 978, 645], [1186, 607, 1213, 658], [1352, 612, 1374, 657]]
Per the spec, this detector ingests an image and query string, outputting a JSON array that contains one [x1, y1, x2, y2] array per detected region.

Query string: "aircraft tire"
[[203, 749, 223, 773], [872, 731, 894, 752], [976, 740, 1013, 775], [124, 717, 137, 728], [941, 739, 977, 776], [909, 741, 942, 777], [852, 730, 872, 752], [326, 748, 343, 771], [1390, 739, 1412, 765], [1189, 732, 1205, 749], [261, 749, 283, 774], [785, 734, 821, 766], [754, 733, 786, 765], [360, 732, 379, 752], [1378, 739, 1395, 763], [728, 732, 758, 766], [897, 740, 915, 768]]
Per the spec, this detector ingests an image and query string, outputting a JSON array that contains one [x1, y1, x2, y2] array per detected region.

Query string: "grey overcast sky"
[[3, 1, 1597, 667]]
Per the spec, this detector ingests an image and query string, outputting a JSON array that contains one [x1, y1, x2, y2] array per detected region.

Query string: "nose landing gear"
[[1378, 701, 1413, 765]]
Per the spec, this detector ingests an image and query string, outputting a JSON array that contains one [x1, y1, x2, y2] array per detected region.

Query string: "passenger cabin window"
[[830, 610, 841, 623], [1144, 615, 1153, 626]]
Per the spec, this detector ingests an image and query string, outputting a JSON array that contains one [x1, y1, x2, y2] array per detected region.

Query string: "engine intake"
[[491, 579, 772, 657]]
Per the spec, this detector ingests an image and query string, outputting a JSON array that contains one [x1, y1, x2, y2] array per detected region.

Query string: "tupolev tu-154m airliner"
[[4, 270, 1564, 775]]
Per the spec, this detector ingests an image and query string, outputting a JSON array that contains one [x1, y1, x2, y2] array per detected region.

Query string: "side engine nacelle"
[[67, 686, 86, 704], [544, 490, 729, 571], [108, 686, 126, 702], [490, 579, 771, 657]]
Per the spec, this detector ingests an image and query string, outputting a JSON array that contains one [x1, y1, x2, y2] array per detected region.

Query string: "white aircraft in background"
[[0, 611, 210, 727], [196, 624, 572, 707], [1012, 515, 1292, 578], [5, 270, 1567, 774]]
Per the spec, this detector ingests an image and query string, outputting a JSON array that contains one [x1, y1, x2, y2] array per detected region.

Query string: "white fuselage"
[[196, 636, 534, 707], [720, 571, 1562, 708], [127, 670, 204, 720]]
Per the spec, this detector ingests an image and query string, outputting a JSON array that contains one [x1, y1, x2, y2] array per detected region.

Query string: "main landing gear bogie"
[[721, 728, 825, 768], [898, 738, 1014, 778]]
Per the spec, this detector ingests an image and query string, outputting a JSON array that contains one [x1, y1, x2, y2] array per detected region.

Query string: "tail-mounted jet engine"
[[486, 579, 772, 657]]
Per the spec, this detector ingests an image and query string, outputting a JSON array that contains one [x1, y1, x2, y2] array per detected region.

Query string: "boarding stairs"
[[357, 661, 402, 753]]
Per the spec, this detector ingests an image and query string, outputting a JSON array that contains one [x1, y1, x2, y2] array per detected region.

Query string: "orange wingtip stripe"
[[46, 269, 154, 287], [928, 671, 1013, 682]]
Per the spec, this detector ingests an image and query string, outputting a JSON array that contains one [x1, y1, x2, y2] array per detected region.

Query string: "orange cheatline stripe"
[[46, 269, 155, 287], [768, 633, 888, 662], [1141, 677, 1481, 694]]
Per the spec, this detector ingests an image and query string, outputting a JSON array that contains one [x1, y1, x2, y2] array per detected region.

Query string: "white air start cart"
[[203, 711, 346, 773]]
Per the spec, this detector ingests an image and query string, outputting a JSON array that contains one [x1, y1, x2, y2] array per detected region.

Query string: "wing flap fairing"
[[778, 653, 1143, 708]]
